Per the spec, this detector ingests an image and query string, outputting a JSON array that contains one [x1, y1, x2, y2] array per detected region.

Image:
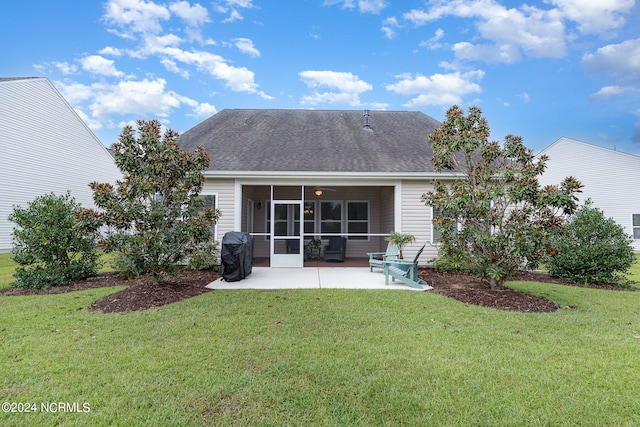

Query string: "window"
[[321, 201, 342, 237], [432, 206, 458, 243], [347, 201, 369, 240], [633, 214, 640, 240]]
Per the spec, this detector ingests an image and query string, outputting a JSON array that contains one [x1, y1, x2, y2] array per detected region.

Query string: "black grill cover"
[[220, 232, 253, 282]]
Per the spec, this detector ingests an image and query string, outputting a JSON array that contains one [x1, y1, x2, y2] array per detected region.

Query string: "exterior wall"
[[538, 137, 640, 251], [400, 180, 436, 264], [0, 78, 121, 252], [201, 179, 235, 245]]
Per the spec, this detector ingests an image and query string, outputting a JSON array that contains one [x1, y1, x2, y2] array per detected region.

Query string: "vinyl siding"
[[400, 180, 436, 264], [0, 78, 121, 252], [538, 137, 640, 251], [202, 179, 235, 246]]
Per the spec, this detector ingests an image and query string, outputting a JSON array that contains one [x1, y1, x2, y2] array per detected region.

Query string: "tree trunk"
[[489, 277, 498, 290]]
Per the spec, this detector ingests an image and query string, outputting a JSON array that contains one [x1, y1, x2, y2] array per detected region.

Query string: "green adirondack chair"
[[383, 244, 431, 289], [367, 243, 400, 272]]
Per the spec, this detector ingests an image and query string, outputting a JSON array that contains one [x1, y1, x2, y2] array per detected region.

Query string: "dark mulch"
[[419, 268, 627, 313], [1, 267, 629, 314], [0, 269, 219, 313]]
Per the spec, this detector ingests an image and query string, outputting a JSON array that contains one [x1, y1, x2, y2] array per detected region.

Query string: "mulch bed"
[[0, 267, 629, 314]]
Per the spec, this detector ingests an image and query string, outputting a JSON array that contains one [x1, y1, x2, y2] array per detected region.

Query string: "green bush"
[[186, 240, 220, 271], [8, 192, 102, 289], [90, 120, 220, 279], [546, 200, 636, 287]]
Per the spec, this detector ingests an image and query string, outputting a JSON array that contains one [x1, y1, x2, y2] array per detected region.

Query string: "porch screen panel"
[[304, 201, 316, 236], [347, 201, 369, 240]]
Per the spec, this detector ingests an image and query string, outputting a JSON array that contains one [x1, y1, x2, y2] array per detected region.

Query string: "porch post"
[[394, 180, 402, 231]]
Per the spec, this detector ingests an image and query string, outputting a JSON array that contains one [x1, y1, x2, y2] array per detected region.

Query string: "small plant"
[[308, 238, 322, 249], [385, 231, 416, 258], [8, 192, 102, 289], [546, 200, 636, 287]]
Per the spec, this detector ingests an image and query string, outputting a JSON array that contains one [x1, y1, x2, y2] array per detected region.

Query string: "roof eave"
[[202, 170, 463, 180]]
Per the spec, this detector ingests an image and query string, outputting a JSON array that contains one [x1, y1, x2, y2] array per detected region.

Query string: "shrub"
[[89, 120, 220, 279], [8, 192, 102, 289], [546, 200, 636, 287], [423, 105, 583, 289]]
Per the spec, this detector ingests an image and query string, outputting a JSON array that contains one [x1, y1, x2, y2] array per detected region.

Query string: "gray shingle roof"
[[177, 109, 441, 173]]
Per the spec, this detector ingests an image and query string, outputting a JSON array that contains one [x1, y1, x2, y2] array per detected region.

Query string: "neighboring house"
[[178, 109, 449, 267], [0, 77, 121, 252], [538, 137, 640, 251]]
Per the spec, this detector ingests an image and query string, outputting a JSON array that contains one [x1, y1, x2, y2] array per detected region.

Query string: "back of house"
[[177, 109, 451, 267]]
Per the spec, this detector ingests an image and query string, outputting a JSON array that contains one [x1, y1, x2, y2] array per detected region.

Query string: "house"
[[177, 109, 450, 267], [0, 77, 121, 252], [537, 137, 640, 251]]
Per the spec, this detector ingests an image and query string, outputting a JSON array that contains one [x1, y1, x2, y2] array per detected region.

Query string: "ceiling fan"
[[313, 187, 336, 196]]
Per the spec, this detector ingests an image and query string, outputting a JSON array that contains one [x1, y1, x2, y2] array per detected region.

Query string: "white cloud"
[[589, 85, 635, 101], [299, 70, 372, 106], [159, 47, 271, 98], [215, 0, 254, 22], [98, 46, 123, 56], [191, 102, 217, 118], [583, 38, 640, 100], [546, 0, 634, 34], [381, 16, 400, 39], [386, 70, 484, 108], [89, 78, 181, 119], [56, 78, 210, 132], [300, 70, 372, 93], [323, 0, 388, 14], [234, 38, 260, 57], [403, 0, 566, 63], [160, 58, 190, 78], [53, 62, 78, 75], [100, 1, 269, 99], [57, 82, 96, 104], [103, 0, 171, 36], [582, 38, 640, 81], [169, 1, 210, 26], [81, 55, 125, 77], [419, 28, 445, 49], [358, 0, 388, 14]]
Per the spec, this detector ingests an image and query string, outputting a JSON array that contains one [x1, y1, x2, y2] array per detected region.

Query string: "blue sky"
[[2, 0, 639, 154]]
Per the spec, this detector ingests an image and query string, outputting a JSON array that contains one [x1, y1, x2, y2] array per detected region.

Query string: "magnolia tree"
[[89, 120, 220, 279], [422, 105, 583, 289]]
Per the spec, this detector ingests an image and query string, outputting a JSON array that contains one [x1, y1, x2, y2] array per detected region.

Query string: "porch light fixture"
[[315, 189, 323, 196]]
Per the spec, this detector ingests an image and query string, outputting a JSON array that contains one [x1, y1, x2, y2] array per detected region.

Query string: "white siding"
[[538, 137, 640, 251], [202, 179, 235, 247], [400, 180, 436, 264], [0, 78, 121, 252]]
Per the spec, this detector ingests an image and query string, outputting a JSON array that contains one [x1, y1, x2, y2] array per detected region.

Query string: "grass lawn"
[[1, 255, 639, 425]]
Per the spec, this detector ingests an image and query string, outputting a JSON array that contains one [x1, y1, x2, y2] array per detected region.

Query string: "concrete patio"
[[206, 267, 432, 291]]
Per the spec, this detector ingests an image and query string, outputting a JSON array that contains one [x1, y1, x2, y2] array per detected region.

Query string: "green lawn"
[[1, 255, 639, 425]]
